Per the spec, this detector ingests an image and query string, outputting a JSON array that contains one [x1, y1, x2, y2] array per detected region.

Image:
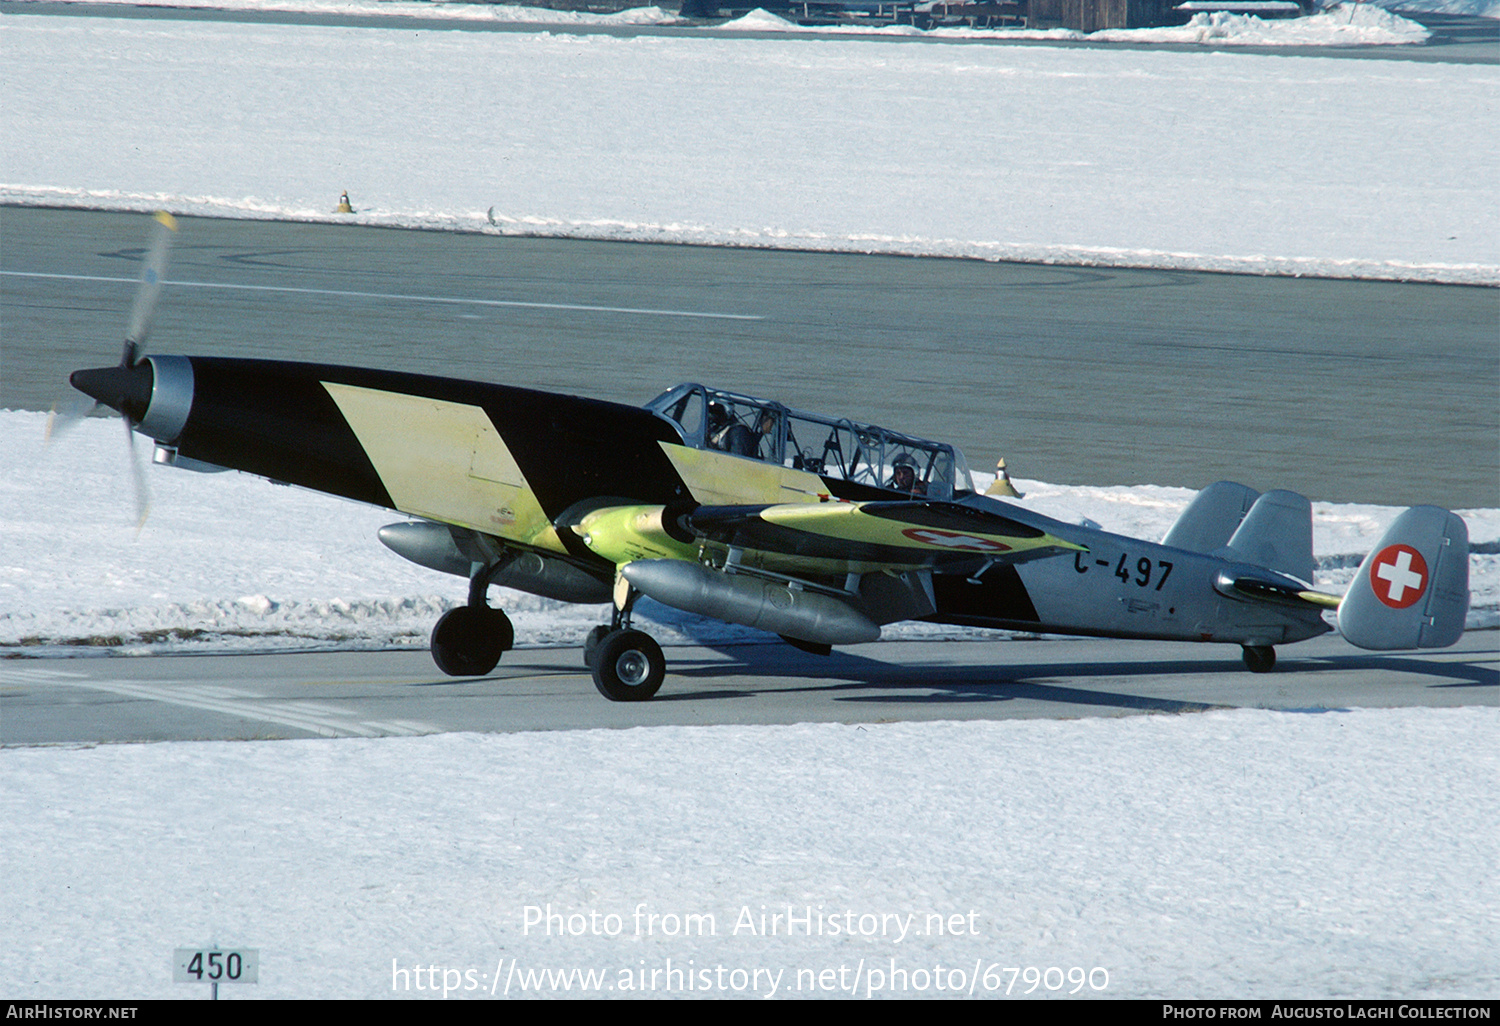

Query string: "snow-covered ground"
[[3, 706, 1496, 998], [2, 2, 1496, 282], [1, 2, 1496, 1001]]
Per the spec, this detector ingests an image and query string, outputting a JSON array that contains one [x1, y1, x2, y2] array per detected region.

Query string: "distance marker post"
[[174, 946, 259, 999]]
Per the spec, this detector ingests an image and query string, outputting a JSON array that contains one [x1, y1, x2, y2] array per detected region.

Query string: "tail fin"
[[1223, 489, 1315, 584], [1338, 507, 1469, 650], [1163, 481, 1259, 553]]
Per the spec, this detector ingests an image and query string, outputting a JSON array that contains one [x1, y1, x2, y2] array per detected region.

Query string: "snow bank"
[[1096, 3, 1433, 43], [3, 8, 1495, 284]]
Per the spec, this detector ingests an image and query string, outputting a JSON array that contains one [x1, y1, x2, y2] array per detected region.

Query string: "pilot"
[[707, 402, 735, 450], [890, 454, 927, 496], [710, 405, 772, 459]]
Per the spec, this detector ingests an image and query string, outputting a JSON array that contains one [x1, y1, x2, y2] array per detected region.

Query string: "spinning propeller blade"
[[44, 394, 100, 446], [54, 211, 179, 530], [123, 211, 178, 366], [125, 412, 152, 533]]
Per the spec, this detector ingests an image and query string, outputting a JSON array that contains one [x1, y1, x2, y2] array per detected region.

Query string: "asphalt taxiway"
[[3, 633, 1494, 745]]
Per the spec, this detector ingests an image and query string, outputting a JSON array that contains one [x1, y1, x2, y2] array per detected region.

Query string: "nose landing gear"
[[591, 629, 666, 701], [585, 580, 666, 702]]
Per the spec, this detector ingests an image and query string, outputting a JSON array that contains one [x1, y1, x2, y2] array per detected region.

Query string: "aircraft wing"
[[680, 498, 1085, 577], [571, 497, 1086, 645]]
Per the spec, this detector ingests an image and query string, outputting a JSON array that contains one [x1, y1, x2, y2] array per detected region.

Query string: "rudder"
[[1223, 489, 1315, 585], [1338, 506, 1469, 650]]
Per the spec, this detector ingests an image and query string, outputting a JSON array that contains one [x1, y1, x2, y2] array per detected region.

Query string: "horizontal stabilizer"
[[1163, 481, 1260, 553], [1338, 507, 1469, 650], [1222, 489, 1314, 584]]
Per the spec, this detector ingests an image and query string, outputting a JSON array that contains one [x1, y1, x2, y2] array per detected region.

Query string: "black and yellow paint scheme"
[[69, 352, 1087, 693], [68, 216, 1471, 701]]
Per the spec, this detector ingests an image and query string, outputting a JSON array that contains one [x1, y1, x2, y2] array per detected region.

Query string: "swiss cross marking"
[[1370, 544, 1428, 609], [901, 528, 1012, 553]]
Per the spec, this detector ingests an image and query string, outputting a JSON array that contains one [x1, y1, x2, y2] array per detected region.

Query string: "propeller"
[[124, 210, 177, 368], [50, 210, 179, 532]]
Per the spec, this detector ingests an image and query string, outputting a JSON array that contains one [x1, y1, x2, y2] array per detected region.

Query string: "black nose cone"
[[70, 361, 154, 422]]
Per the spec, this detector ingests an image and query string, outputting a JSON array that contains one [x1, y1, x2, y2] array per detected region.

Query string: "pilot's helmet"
[[708, 401, 730, 428], [892, 453, 918, 470]]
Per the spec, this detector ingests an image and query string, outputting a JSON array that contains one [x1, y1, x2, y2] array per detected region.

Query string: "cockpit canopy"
[[645, 383, 974, 501]]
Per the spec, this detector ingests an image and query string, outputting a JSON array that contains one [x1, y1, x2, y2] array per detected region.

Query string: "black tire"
[[430, 606, 512, 677], [1242, 645, 1276, 673], [583, 624, 611, 667], [591, 629, 666, 702]]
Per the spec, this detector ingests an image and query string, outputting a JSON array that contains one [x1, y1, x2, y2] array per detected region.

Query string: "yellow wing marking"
[[322, 382, 562, 551], [658, 442, 830, 506], [757, 502, 1085, 556]]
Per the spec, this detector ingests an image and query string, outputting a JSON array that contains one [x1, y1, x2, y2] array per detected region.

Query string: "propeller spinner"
[[52, 210, 180, 530]]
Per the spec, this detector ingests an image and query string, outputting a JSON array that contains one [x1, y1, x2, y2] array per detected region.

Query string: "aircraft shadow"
[[664, 642, 1499, 710], [1305, 652, 1498, 689], [663, 647, 1230, 714], [403, 640, 1496, 714]]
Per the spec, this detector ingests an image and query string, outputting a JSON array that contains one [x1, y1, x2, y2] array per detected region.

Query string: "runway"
[[3, 633, 1495, 745], [5, 207, 1496, 509]]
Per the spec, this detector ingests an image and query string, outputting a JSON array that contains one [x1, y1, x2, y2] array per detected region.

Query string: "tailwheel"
[[591, 629, 666, 702], [1242, 644, 1276, 674], [431, 605, 513, 677], [582, 624, 611, 668]]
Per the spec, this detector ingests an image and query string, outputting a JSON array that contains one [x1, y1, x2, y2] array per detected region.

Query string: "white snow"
[[1088, 3, 1437, 42], [2, 706, 1496, 998], [2, 2, 1496, 1001], [2, 3, 1496, 283]]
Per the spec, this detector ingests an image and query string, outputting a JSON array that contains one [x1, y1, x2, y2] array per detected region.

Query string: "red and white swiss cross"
[[1368, 544, 1428, 609], [901, 527, 1012, 553]]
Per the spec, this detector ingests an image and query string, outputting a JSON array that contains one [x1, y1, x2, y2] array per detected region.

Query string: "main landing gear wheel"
[[431, 606, 513, 677], [591, 629, 665, 702], [1242, 644, 1276, 674]]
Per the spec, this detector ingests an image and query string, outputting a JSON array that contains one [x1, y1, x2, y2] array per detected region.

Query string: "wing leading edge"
[[574, 497, 1084, 580], [684, 499, 1084, 576]]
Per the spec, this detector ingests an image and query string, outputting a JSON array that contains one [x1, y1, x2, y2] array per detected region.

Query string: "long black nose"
[[70, 361, 154, 423]]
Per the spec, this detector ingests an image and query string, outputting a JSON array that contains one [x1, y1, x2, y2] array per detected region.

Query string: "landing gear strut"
[[586, 580, 666, 701], [1241, 644, 1276, 673], [430, 562, 514, 677]]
